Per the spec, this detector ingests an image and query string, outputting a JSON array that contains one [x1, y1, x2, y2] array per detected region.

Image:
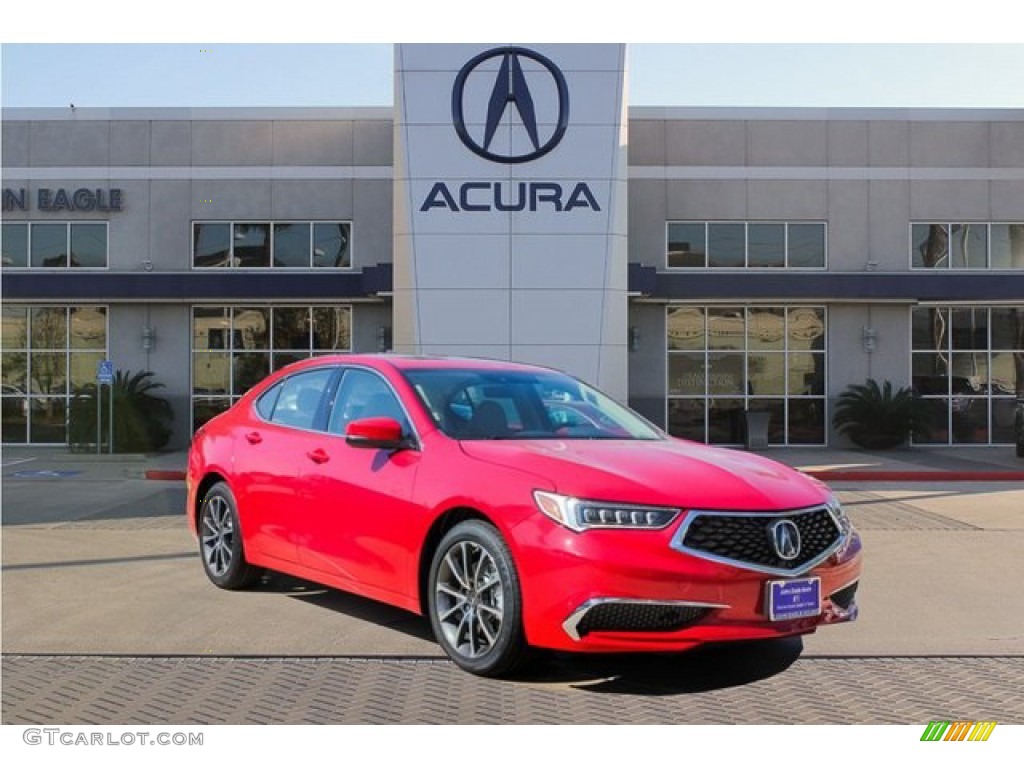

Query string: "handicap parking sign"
[[97, 360, 114, 384]]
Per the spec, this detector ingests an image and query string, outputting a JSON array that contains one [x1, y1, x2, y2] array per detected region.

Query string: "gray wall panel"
[[150, 122, 192, 166], [666, 121, 747, 166], [353, 179, 393, 267], [190, 121, 272, 166], [2, 121, 30, 166], [109, 121, 150, 166], [910, 122, 990, 168], [748, 121, 827, 166], [747, 180, 828, 219], [30, 121, 109, 166], [909, 180, 990, 220], [270, 179, 353, 220], [868, 121, 909, 167], [148, 180, 191, 271], [828, 121, 868, 167], [273, 120, 353, 166], [827, 180, 869, 271], [354, 120, 394, 166]]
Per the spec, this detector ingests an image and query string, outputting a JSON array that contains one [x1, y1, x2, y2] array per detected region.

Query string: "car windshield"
[[402, 368, 663, 441]]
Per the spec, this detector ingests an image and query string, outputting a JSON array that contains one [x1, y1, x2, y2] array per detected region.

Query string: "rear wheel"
[[199, 481, 263, 590], [428, 520, 527, 677]]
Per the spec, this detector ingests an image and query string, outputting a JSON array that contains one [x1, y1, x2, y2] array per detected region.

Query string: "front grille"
[[678, 506, 842, 574], [574, 603, 711, 638]]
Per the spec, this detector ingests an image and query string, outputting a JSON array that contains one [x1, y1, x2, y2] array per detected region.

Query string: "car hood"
[[458, 438, 828, 511]]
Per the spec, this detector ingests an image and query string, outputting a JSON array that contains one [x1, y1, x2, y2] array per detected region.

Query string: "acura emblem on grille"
[[769, 519, 801, 561]]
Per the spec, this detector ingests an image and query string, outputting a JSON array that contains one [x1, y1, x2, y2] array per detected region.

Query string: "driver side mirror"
[[345, 417, 410, 451]]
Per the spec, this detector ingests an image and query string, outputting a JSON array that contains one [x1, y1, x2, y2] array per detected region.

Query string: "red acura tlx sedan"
[[187, 355, 862, 676]]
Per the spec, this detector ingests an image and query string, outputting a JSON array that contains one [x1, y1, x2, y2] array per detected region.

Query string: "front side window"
[[268, 368, 335, 430], [328, 369, 410, 436]]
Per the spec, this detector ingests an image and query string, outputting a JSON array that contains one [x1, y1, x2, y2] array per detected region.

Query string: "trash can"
[[744, 410, 770, 451]]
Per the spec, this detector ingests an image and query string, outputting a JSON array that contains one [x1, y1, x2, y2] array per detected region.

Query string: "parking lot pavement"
[[2, 446, 1023, 724], [4, 652, 1023, 725]]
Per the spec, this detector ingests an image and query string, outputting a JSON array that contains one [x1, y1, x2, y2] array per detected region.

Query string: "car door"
[[232, 365, 338, 565], [296, 367, 422, 600]]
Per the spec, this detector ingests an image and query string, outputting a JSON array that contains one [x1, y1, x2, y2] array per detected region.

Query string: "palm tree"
[[69, 370, 173, 452], [832, 379, 929, 450]]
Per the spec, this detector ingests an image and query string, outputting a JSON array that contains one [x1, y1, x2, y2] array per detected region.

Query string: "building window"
[[911, 306, 1024, 445], [667, 222, 826, 269], [191, 304, 352, 431], [666, 305, 827, 446], [2, 222, 108, 269], [911, 223, 1024, 269], [1, 305, 108, 443], [192, 221, 352, 269]]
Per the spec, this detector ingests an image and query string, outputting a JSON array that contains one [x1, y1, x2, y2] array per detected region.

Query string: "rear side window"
[[268, 368, 334, 430], [255, 382, 282, 420]]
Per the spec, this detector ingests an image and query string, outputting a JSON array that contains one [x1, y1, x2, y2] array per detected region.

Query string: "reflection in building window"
[[191, 305, 352, 431], [912, 223, 1024, 269], [193, 221, 352, 269], [1, 305, 108, 444], [911, 305, 1024, 445], [667, 222, 825, 269], [666, 305, 827, 446]]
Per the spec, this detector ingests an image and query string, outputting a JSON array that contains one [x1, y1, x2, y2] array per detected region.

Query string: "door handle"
[[245, 431, 262, 445], [307, 448, 330, 464]]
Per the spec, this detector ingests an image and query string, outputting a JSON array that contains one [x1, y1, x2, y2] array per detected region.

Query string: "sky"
[[2, 2, 1023, 110]]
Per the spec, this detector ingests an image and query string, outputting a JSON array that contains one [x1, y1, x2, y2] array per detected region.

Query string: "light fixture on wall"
[[141, 325, 157, 351], [628, 326, 640, 353], [377, 324, 392, 353], [861, 326, 877, 353]]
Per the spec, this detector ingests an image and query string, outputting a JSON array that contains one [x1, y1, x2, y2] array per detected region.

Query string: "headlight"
[[826, 494, 853, 538], [533, 490, 680, 532]]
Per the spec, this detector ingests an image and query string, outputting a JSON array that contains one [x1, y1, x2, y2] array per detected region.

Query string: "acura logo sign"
[[769, 520, 801, 562], [452, 46, 570, 164]]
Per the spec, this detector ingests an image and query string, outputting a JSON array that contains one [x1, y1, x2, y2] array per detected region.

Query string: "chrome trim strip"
[[562, 598, 729, 642], [670, 503, 847, 578]]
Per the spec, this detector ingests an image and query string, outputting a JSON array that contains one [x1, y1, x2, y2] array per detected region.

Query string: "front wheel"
[[428, 520, 527, 677], [198, 482, 263, 590]]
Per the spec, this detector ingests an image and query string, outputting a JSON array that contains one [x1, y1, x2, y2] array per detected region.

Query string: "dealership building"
[[2, 44, 1023, 449]]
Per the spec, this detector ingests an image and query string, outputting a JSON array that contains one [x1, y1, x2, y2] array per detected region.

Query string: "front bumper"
[[511, 511, 862, 653]]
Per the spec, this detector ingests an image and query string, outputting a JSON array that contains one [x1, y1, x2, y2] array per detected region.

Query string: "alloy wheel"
[[201, 495, 234, 578], [434, 540, 505, 659]]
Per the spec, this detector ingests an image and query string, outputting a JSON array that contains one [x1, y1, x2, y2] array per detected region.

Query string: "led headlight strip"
[[534, 490, 680, 532]]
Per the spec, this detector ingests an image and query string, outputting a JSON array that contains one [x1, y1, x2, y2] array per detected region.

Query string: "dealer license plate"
[[766, 577, 821, 621]]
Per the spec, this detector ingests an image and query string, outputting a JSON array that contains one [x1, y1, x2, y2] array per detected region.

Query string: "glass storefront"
[[666, 305, 827, 445], [1, 305, 108, 443], [911, 306, 1024, 444], [191, 305, 352, 431]]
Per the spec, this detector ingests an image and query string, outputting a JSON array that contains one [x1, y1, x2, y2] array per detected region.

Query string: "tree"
[[69, 370, 173, 452]]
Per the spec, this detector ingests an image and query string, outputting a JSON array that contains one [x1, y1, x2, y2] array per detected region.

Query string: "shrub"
[[69, 370, 174, 452], [832, 379, 928, 450]]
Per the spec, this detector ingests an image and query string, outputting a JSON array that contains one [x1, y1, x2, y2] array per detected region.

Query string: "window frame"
[[665, 304, 829, 447], [909, 222, 1024, 270], [666, 221, 828, 270], [191, 220, 354, 270], [1, 222, 110, 270]]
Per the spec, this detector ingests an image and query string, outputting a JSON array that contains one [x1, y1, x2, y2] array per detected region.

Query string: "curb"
[[145, 470, 187, 481], [805, 470, 1024, 482]]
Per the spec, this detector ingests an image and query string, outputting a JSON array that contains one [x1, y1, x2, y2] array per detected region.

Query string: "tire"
[[428, 520, 527, 677], [198, 481, 263, 590]]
